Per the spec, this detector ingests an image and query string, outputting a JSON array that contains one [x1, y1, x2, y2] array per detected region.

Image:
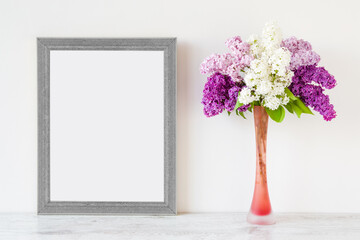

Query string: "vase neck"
[[253, 106, 269, 184]]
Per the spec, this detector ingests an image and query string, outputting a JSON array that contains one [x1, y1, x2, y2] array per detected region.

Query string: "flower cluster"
[[240, 23, 294, 110], [200, 22, 337, 122], [281, 37, 321, 70], [200, 36, 253, 82], [289, 65, 336, 121], [201, 73, 248, 117]]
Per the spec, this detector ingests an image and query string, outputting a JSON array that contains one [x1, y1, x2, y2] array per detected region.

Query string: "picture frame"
[[37, 38, 176, 215]]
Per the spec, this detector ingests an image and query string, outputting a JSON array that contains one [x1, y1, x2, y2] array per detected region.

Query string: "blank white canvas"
[[49, 50, 164, 202]]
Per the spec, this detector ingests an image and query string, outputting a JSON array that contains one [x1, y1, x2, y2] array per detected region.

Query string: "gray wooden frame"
[[37, 38, 176, 215]]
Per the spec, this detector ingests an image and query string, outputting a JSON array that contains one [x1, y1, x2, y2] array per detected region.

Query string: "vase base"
[[247, 211, 275, 225]]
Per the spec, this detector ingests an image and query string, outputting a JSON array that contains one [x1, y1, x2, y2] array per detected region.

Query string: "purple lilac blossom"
[[289, 65, 337, 121], [202, 72, 246, 117], [238, 104, 251, 112], [292, 65, 336, 89], [281, 37, 321, 70], [226, 87, 251, 112], [225, 85, 241, 112]]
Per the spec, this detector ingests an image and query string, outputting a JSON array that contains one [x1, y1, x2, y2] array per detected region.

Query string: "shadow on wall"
[[176, 41, 192, 212]]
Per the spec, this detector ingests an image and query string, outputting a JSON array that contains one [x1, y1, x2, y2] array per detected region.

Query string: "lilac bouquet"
[[200, 22, 337, 122]]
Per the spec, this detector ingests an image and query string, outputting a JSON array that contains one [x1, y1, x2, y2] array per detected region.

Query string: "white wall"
[[0, 0, 359, 213]]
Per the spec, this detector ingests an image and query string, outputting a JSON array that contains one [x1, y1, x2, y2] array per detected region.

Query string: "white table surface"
[[1, 213, 360, 240]]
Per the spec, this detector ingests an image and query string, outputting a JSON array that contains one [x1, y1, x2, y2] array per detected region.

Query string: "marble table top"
[[1, 213, 360, 240]]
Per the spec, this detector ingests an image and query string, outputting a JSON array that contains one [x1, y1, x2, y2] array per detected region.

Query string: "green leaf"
[[293, 99, 313, 115], [284, 102, 293, 114], [235, 109, 246, 119], [248, 102, 254, 113], [279, 106, 286, 122], [292, 103, 302, 118], [234, 100, 243, 112], [265, 106, 286, 123], [227, 111, 231, 116], [239, 111, 246, 119], [284, 87, 297, 101]]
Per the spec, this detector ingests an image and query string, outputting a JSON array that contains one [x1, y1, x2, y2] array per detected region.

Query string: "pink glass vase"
[[247, 106, 275, 225]]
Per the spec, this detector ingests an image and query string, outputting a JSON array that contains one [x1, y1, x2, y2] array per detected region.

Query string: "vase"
[[247, 106, 275, 225]]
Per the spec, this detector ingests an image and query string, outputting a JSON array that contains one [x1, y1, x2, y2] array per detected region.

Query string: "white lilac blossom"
[[239, 22, 293, 110], [238, 87, 259, 105]]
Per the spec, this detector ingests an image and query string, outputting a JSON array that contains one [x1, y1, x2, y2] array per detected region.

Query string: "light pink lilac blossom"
[[281, 36, 321, 70], [200, 36, 253, 82], [225, 36, 251, 55]]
